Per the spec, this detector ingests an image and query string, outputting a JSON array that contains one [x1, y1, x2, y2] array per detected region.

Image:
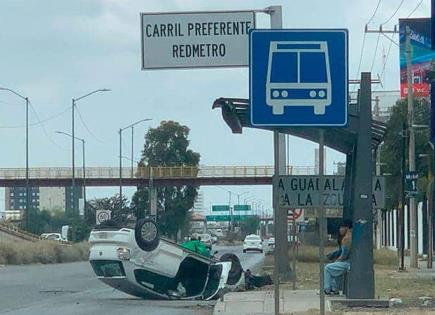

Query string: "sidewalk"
[[213, 289, 329, 315]]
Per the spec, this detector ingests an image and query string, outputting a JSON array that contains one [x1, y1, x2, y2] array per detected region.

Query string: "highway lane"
[[0, 245, 265, 315]]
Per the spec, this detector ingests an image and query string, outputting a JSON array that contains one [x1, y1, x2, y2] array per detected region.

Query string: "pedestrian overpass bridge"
[[0, 165, 315, 187]]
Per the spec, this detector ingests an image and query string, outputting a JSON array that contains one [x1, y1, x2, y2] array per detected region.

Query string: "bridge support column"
[[348, 72, 375, 299]]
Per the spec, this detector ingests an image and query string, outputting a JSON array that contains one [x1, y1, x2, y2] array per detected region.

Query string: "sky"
[[0, 0, 431, 213]]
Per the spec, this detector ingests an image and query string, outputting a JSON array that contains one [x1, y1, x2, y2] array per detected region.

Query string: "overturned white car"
[[88, 219, 245, 300]]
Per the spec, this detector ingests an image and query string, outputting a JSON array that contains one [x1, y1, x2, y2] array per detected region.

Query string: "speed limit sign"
[[96, 210, 112, 225]]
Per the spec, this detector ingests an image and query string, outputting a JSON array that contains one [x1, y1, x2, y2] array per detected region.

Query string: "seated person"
[[180, 233, 210, 257], [324, 219, 352, 295]]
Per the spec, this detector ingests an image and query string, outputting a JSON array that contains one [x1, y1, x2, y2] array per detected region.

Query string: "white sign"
[[96, 210, 112, 225], [277, 176, 385, 209], [141, 11, 255, 69]]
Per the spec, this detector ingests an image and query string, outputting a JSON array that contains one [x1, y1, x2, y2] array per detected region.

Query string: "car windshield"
[[246, 236, 260, 241]]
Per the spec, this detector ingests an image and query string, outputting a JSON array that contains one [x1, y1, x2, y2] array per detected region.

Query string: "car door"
[[202, 261, 231, 300]]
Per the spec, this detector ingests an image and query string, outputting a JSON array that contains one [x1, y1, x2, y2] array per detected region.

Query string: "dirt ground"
[[262, 247, 435, 312]]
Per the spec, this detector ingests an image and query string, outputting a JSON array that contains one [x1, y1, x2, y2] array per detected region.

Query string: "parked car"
[[198, 233, 213, 250], [40, 233, 63, 241], [267, 237, 275, 248], [243, 234, 263, 253], [88, 219, 245, 300]]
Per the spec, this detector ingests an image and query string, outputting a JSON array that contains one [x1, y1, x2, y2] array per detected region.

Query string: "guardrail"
[[0, 222, 70, 244], [0, 165, 316, 179]]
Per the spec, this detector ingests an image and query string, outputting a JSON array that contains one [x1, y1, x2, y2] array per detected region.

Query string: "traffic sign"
[[405, 171, 419, 196], [233, 204, 251, 211], [287, 208, 304, 221], [250, 29, 348, 126], [206, 214, 251, 222], [96, 210, 111, 225], [277, 176, 385, 209], [212, 205, 230, 212], [141, 11, 255, 69]]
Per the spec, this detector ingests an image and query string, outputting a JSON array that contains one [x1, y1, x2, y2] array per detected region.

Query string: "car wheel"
[[219, 253, 243, 286], [243, 249, 246, 253], [260, 249, 263, 253], [135, 219, 159, 252]]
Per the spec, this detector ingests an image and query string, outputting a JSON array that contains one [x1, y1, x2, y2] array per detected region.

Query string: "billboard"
[[399, 18, 435, 98]]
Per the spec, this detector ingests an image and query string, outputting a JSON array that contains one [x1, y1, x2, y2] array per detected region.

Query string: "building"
[[4, 186, 83, 215], [5, 187, 39, 211], [39, 187, 66, 211], [193, 191, 205, 213]]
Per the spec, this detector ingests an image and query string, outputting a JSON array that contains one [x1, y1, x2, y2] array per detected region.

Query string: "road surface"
[[0, 245, 265, 315]]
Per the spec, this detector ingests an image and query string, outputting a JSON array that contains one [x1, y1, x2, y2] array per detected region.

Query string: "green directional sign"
[[212, 205, 230, 212], [206, 215, 251, 222], [233, 204, 251, 211]]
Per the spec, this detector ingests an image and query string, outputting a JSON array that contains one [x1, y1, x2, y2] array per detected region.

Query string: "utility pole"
[[400, 123, 407, 270], [72, 98, 76, 216], [406, 25, 418, 268]]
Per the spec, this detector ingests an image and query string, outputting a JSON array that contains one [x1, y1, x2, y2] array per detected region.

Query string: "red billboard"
[[399, 18, 435, 98]]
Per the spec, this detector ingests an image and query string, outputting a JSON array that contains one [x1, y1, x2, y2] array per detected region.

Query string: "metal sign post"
[[318, 130, 325, 315]]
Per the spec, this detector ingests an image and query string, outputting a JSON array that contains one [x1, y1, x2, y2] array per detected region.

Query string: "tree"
[[131, 121, 200, 240], [380, 97, 430, 209], [86, 194, 132, 226], [240, 216, 261, 236]]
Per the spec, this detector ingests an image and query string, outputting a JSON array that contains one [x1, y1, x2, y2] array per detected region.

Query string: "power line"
[[367, 0, 383, 25], [75, 105, 104, 143], [0, 105, 70, 129], [381, 0, 405, 25], [28, 101, 65, 150], [407, 0, 424, 18], [375, 33, 395, 91], [370, 33, 381, 72]]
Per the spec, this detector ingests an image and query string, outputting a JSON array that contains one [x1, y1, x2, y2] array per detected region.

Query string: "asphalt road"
[[0, 245, 265, 315]]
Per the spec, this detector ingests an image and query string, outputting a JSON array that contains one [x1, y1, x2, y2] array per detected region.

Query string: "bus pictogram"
[[266, 41, 332, 115]]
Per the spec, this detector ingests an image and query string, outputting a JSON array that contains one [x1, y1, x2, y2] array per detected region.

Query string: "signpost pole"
[[319, 129, 325, 315], [273, 130, 280, 315], [292, 215, 297, 290], [268, 6, 285, 314]]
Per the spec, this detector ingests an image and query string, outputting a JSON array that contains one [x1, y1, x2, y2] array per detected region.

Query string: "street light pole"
[[72, 98, 76, 217], [119, 118, 152, 212], [119, 128, 123, 209], [71, 89, 110, 217], [56, 131, 86, 218], [0, 87, 30, 227]]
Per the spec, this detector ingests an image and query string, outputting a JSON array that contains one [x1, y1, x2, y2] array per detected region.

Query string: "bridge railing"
[[0, 165, 316, 179]]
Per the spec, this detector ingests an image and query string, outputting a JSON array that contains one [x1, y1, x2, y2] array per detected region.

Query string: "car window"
[[246, 236, 260, 241]]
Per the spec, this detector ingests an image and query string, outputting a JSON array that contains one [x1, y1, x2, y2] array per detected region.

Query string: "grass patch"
[[263, 245, 435, 302], [0, 241, 89, 265]]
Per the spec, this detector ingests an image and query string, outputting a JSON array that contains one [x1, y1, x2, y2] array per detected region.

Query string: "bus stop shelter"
[[213, 72, 387, 299]]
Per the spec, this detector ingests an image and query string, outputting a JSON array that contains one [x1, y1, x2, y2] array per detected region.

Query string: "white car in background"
[[267, 237, 275, 248], [243, 234, 263, 253]]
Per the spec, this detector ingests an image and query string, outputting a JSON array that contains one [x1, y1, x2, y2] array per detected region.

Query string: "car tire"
[[134, 219, 159, 252], [219, 253, 243, 286], [260, 249, 263, 253], [243, 249, 246, 253]]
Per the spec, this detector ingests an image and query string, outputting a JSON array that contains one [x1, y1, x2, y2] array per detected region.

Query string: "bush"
[[0, 241, 89, 265]]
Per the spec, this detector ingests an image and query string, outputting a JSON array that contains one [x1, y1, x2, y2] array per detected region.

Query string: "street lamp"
[[0, 87, 30, 227], [119, 118, 152, 211], [71, 89, 110, 216], [56, 131, 86, 218]]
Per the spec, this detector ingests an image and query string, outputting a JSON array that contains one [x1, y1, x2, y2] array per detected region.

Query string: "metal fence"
[[0, 165, 316, 179]]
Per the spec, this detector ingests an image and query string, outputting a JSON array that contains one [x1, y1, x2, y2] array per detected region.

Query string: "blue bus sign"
[[250, 29, 348, 127]]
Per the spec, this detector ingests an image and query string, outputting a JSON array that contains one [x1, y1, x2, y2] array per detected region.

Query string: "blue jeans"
[[324, 261, 350, 291]]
